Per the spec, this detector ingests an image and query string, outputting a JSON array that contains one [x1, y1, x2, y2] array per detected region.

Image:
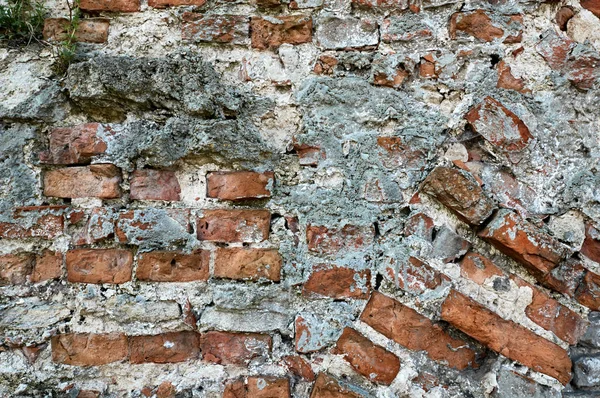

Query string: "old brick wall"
[[1, 0, 600, 396]]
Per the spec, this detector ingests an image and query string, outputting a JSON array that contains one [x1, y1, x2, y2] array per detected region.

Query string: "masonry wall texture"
[[1, 0, 600, 396]]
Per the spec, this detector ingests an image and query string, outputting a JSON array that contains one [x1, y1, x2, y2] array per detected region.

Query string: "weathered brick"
[[130, 169, 181, 201], [360, 291, 478, 370], [333, 327, 400, 385], [303, 265, 371, 299], [0, 253, 35, 285], [214, 248, 281, 281], [80, 0, 140, 12], [479, 210, 571, 278], [376, 137, 427, 170], [351, 0, 407, 8], [149, 0, 206, 7], [449, 10, 504, 42], [129, 332, 200, 363], [250, 16, 312, 50], [541, 258, 587, 297], [66, 249, 133, 284], [315, 17, 378, 50], [461, 252, 587, 344], [513, 277, 588, 345], [247, 377, 290, 398], [43, 164, 121, 199], [200, 331, 272, 365], [31, 250, 63, 283], [224, 377, 290, 398], [43, 19, 110, 44], [381, 16, 433, 43], [422, 167, 494, 225], [115, 209, 190, 245], [72, 207, 115, 246], [306, 224, 374, 255], [310, 373, 363, 398], [206, 171, 274, 200], [465, 97, 533, 152], [581, 223, 600, 263], [136, 251, 210, 282], [295, 313, 339, 353], [497, 60, 528, 93], [576, 271, 600, 311], [0, 206, 65, 240], [283, 355, 315, 381], [581, 0, 600, 18], [196, 209, 270, 243], [51, 333, 128, 366], [182, 13, 249, 45], [441, 290, 572, 384], [385, 256, 447, 294], [536, 30, 575, 71], [313, 56, 337, 76]]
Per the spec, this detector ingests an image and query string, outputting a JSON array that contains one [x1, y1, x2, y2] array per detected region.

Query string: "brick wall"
[[2, 0, 600, 396]]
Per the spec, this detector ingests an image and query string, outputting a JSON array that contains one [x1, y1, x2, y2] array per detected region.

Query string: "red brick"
[[450, 10, 504, 42], [497, 60, 528, 93], [196, 209, 270, 243], [51, 333, 128, 366], [541, 258, 587, 297], [214, 248, 281, 281], [115, 209, 190, 244], [72, 207, 115, 246], [31, 250, 63, 283], [149, 0, 206, 7], [43, 164, 121, 199], [293, 143, 324, 166], [306, 224, 374, 255], [465, 97, 533, 152], [385, 257, 447, 294], [130, 169, 180, 201], [0, 206, 65, 239], [459, 252, 504, 284], [575, 271, 600, 311], [283, 355, 315, 381], [360, 291, 478, 370], [536, 30, 575, 71], [77, 390, 101, 398], [309, 373, 362, 398], [333, 327, 400, 385], [207, 171, 273, 200], [313, 56, 337, 76], [182, 13, 249, 45], [376, 136, 426, 170], [155, 382, 176, 398], [224, 377, 290, 398], [43, 19, 110, 44], [419, 57, 437, 79], [80, 0, 140, 12], [303, 265, 371, 299], [564, 48, 600, 90], [66, 249, 133, 284], [373, 68, 409, 88], [136, 251, 210, 282], [199, 331, 272, 365], [556, 7, 574, 31], [581, 223, 600, 263], [250, 16, 312, 50], [129, 332, 200, 364], [461, 252, 587, 344], [479, 210, 571, 278], [421, 167, 494, 225], [441, 290, 572, 384], [0, 253, 35, 285], [581, 0, 600, 18]]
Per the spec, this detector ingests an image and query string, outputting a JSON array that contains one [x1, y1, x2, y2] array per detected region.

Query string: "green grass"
[[53, 0, 80, 74], [0, 0, 46, 44]]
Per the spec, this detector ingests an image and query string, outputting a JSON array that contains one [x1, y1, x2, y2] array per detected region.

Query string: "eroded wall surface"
[[2, 0, 600, 396]]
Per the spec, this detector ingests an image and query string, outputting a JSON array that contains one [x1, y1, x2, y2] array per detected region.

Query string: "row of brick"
[[42, 166, 272, 202], [47, 288, 575, 385], [44, 7, 524, 49], [422, 163, 600, 312], [0, 247, 281, 285]]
